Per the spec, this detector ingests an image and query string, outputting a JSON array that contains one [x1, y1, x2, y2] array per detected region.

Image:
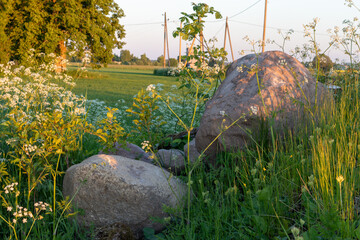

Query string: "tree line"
[[111, 50, 179, 67]]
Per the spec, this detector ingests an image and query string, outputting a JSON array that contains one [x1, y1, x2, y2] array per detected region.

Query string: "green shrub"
[[153, 67, 179, 76], [312, 54, 333, 73]]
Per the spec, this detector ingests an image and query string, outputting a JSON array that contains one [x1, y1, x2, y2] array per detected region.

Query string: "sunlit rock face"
[[63, 154, 187, 239], [196, 51, 330, 161]]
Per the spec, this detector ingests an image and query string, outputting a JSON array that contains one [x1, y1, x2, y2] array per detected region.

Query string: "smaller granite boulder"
[[156, 149, 185, 174], [183, 139, 201, 164], [100, 142, 152, 164], [63, 154, 187, 239]]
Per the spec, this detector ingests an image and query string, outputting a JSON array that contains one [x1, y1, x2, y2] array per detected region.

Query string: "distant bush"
[[312, 54, 333, 73], [153, 67, 179, 76]]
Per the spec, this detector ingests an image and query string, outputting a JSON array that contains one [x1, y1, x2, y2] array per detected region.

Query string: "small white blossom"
[[141, 141, 151, 152], [236, 66, 243, 73], [146, 84, 155, 92], [278, 59, 287, 66], [250, 106, 258, 115]]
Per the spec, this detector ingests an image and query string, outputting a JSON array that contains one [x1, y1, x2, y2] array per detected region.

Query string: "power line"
[[124, 1, 263, 26], [229, 19, 331, 37], [214, 24, 225, 38], [206, 0, 263, 23], [229, 0, 263, 19], [124, 21, 163, 26]]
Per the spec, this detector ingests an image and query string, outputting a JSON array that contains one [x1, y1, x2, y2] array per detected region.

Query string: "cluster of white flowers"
[[24, 144, 37, 154], [278, 58, 287, 66], [141, 140, 151, 151], [0, 60, 87, 119], [81, 49, 92, 65], [250, 106, 259, 115], [345, 0, 354, 7], [236, 66, 243, 73], [34, 201, 52, 213], [4, 201, 50, 224], [146, 84, 155, 92], [5, 138, 17, 146], [12, 205, 34, 221], [4, 182, 18, 194]]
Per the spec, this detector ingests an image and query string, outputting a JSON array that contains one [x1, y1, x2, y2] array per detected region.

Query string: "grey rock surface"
[[63, 154, 187, 239], [183, 139, 201, 164], [156, 149, 185, 173], [99, 142, 152, 164]]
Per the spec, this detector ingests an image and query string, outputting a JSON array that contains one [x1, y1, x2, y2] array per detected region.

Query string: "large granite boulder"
[[196, 51, 330, 160], [63, 154, 187, 239]]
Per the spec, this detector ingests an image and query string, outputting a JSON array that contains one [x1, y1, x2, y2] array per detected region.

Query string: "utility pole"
[[179, 22, 182, 65], [163, 12, 167, 67], [224, 17, 227, 50], [166, 19, 170, 67], [199, 17, 204, 62], [184, 37, 196, 67], [224, 17, 234, 62], [262, 0, 268, 53]]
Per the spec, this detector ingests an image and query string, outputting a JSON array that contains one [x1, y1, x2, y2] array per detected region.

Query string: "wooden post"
[[224, 17, 228, 50], [163, 12, 166, 67], [226, 18, 235, 62], [184, 36, 196, 66], [166, 18, 170, 67], [224, 17, 234, 62], [179, 22, 182, 64], [262, 0, 268, 53], [199, 17, 204, 62]]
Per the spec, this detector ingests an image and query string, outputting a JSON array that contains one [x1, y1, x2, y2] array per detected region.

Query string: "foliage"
[[312, 54, 333, 73], [0, 54, 129, 239], [119, 50, 134, 63], [173, 3, 222, 41], [2, 1, 360, 239], [0, 0, 125, 65], [153, 67, 179, 76], [126, 87, 166, 147]]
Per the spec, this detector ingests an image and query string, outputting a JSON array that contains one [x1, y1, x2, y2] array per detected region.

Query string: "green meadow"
[[67, 64, 178, 106]]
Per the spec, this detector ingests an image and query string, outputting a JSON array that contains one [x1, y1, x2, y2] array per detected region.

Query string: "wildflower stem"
[[52, 153, 62, 239], [0, 213, 18, 240]]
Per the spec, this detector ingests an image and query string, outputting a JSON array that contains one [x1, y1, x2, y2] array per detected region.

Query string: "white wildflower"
[[146, 84, 155, 92], [250, 106, 258, 115]]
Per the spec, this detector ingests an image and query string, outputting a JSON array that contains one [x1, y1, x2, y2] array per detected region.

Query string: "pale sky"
[[115, 0, 359, 62]]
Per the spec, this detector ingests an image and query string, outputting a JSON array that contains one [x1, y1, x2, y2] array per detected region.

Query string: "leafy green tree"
[[173, 3, 221, 41], [169, 58, 178, 67], [139, 53, 151, 65], [0, 0, 125, 65], [156, 55, 165, 65], [112, 53, 121, 62], [120, 50, 133, 63]]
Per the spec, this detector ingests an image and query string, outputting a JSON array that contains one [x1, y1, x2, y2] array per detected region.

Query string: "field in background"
[[67, 64, 177, 106]]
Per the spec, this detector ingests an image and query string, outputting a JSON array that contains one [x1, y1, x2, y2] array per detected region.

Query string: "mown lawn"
[[67, 64, 178, 106]]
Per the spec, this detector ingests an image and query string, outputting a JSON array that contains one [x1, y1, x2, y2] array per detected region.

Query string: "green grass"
[[67, 65, 178, 107]]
